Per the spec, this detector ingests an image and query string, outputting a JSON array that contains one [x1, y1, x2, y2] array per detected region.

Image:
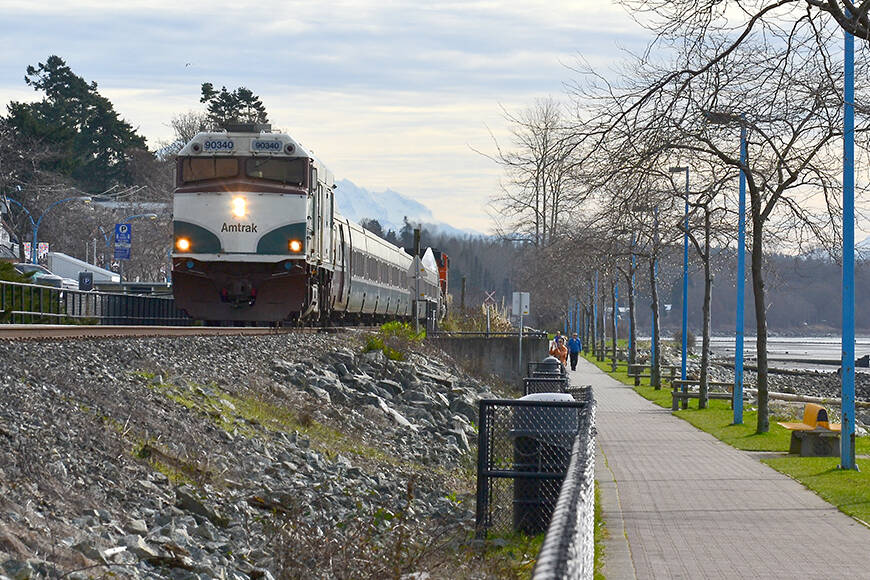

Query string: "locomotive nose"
[[221, 278, 257, 306]]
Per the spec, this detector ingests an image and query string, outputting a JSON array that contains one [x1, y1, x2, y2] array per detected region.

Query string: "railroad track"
[[0, 325, 361, 339]]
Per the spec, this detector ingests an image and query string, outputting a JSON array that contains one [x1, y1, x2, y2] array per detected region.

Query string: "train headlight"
[[176, 237, 191, 252], [289, 239, 303, 253], [231, 196, 247, 218]]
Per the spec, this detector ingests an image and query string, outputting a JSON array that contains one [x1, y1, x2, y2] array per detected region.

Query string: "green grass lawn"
[[762, 456, 870, 523], [586, 352, 870, 524]]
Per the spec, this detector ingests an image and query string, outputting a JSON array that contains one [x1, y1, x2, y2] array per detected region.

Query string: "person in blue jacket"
[[567, 332, 582, 371]]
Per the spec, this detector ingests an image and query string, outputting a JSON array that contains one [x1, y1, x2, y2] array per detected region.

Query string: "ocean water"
[[706, 336, 870, 371]]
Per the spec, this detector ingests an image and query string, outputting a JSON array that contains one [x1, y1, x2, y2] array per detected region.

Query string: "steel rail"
[[0, 325, 354, 339]]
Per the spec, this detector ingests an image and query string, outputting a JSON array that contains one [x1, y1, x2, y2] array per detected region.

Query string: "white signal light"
[[232, 197, 247, 218], [289, 240, 302, 253], [176, 238, 191, 252]]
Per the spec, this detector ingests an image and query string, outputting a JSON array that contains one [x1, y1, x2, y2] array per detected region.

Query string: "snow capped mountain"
[[334, 179, 479, 236]]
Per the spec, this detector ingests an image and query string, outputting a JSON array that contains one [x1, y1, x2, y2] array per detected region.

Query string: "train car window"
[[181, 158, 239, 183], [245, 158, 308, 186], [353, 251, 362, 275]]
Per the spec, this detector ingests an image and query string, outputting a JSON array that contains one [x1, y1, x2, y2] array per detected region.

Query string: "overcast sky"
[[1, 1, 650, 232]]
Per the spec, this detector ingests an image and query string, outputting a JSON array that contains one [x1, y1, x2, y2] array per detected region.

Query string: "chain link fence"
[[523, 376, 568, 396], [532, 386, 596, 580], [475, 388, 594, 538]]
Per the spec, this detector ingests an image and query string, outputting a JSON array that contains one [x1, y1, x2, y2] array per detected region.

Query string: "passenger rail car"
[[171, 125, 441, 323]]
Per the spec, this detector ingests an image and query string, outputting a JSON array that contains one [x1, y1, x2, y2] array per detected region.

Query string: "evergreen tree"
[[359, 218, 384, 238], [200, 83, 269, 127], [5, 55, 148, 192], [399, 217, 416, 249]]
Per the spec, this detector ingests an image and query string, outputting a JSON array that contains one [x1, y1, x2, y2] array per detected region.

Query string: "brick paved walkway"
[[572, 357, 870, 579]]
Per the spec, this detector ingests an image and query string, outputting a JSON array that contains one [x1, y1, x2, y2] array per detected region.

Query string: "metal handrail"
[[0, 279, 190, 325]]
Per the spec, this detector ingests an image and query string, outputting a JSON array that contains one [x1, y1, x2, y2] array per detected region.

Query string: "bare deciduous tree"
[[485, 97, 587, 247], [566, 8, 867, 431]]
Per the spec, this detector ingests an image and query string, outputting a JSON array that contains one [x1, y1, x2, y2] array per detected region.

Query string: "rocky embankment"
[[0, 332, 508, 579]]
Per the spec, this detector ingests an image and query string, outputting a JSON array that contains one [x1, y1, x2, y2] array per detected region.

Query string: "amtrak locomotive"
[[171, 124, 443, 324]]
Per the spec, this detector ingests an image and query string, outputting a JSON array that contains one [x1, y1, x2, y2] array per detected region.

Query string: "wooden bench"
[[627, 364, 651, 386], [671, 380, 735, 410], [777, 403, 841, 457], [628, 364, 678, 387]]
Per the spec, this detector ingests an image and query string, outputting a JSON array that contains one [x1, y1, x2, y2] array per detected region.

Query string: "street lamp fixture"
[[123, 213, 158, 222], [670, 166, 690, 386]]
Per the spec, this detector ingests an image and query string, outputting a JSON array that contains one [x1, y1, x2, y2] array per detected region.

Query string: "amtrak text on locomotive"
[[221, 223, 258, 233]]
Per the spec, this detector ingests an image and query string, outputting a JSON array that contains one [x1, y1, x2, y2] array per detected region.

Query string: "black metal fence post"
[[475, 400, 491, 539]]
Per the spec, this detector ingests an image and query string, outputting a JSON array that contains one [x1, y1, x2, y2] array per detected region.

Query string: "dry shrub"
[[265, 478, 533, 579]]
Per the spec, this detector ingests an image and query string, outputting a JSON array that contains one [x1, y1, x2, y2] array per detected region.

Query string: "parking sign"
[[114, 223, 132, 261], [115, 223, 132, 245]]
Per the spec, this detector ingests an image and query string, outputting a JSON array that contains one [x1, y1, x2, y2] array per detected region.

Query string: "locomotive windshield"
[[245, 157, 308, 186], [178, 156, 309, 188], [180, 157, 239, 183]]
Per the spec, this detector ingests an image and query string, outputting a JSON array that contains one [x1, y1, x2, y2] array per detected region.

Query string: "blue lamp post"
[[593, 270, 599, 359], [704, 110, 748, 425], [630, 234, 635, 358], [841, 21, 856, 470], [734, 121, 748, 425], [652, 206, 659, 374], [671, 166, 690, 384], [614, 281, 619, 348], [5, 196, 92, 263]]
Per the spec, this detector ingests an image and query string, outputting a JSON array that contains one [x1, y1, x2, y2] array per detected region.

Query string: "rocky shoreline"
[[0, 332, 514, 579], [653, 345, 870, 428]]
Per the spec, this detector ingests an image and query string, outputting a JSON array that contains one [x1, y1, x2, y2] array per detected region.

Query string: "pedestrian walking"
[[549, 330, 563, 352], [567, 332, 582, 371], [550, 336, 568, 368]]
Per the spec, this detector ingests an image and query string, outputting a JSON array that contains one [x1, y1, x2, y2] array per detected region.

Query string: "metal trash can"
[[511, 393, 578, 535], [540, 355, 563, 374], [530, 356, 566, 378]]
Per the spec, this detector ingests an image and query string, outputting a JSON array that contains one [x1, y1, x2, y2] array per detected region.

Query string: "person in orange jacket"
[[550, 335, 569, 367]]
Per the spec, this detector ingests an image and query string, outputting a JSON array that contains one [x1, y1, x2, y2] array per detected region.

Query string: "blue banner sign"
[[114, 245, 130, 260]]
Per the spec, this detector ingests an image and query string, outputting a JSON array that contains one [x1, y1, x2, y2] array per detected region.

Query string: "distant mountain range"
[[334, 179, 479, 237], [802, 236, 870, 261]]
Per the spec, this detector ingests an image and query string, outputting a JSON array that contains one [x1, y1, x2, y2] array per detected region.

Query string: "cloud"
[[0, 0, 651, 232]]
